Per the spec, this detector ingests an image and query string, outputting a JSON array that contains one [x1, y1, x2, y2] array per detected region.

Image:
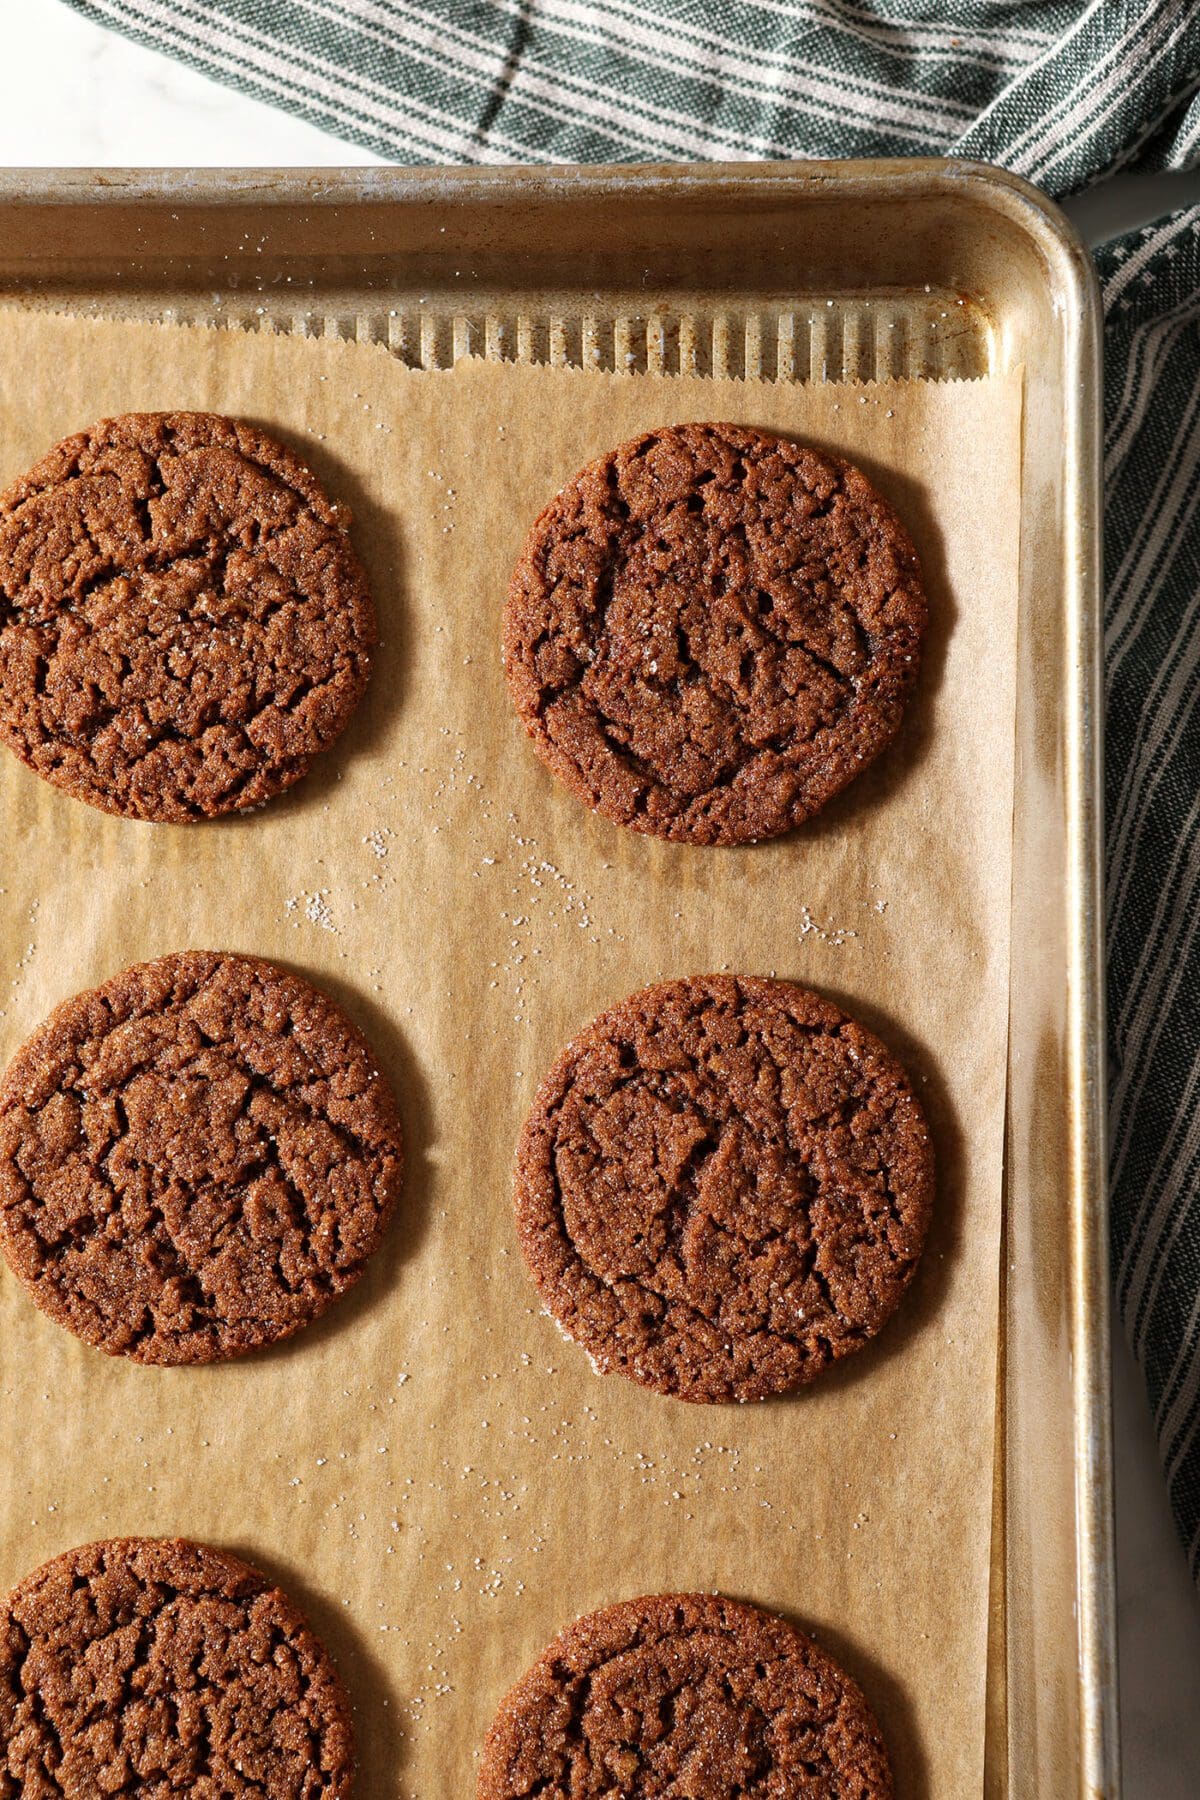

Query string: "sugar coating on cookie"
[[0, 951, 403, 1364], [478, 1591, 894, 1798], [514, 976, 933, 1403], [0, 1537, 354, 1797], [503, 423, 927, 846], [0, 411, 374, 821]]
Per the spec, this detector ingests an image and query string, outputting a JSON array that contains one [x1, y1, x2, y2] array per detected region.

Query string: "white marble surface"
[[6, 4, 1200, 1793], [2, 4, 383, 167]]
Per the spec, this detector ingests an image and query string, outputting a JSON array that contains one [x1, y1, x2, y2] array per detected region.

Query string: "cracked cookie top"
[[0, 951, 403, 1365], [503, 423, 927, 846], [514, 976, 933, 1404], [478, 1591, 894, 1799], [0, 411, 374, 821], [0, 1536, 354, 1798]]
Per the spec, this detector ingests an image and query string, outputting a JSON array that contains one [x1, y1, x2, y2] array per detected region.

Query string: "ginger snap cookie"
[[503, 422, 927, 846], [0, 951, 403, 1364], [514, 975, 933, 1403], [0, 411, 374, 821], [0, 1536, 354, 1798], [478, 1591, 894, 1799]]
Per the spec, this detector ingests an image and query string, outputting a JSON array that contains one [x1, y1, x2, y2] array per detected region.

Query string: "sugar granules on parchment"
[[194, 1283, 886, 1774], [484, 832, 602, 1026], [284, 888, 338, 933], [0, 896, 39, 1020]]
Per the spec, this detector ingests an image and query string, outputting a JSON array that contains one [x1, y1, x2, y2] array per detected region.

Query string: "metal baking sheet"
[[0, 159, 1112, 1798]]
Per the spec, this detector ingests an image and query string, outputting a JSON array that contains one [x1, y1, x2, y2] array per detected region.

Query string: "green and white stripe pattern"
[[61, 0, 1200, 175], [1100, 211, 1200, 1578], [65, 0, 1200, 1570]]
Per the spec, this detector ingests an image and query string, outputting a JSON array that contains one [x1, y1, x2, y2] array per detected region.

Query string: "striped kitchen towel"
[[66, 0, 1200, 1575]]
